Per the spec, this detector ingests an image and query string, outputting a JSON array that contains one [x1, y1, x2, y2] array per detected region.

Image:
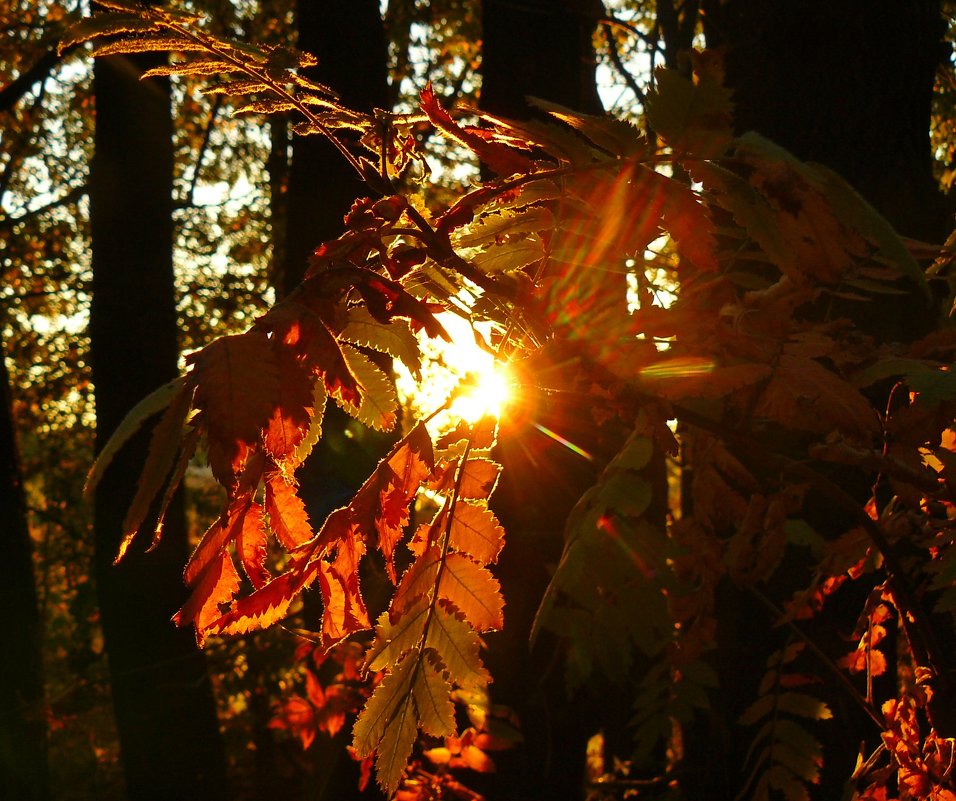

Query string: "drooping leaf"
[[353, 650, 418, 758], [184, 494, 253, 586], [116, 378, 194, 561], [85, 376, 187, 498], [236, 502, 270, 589], [190, 332, 279, 482], [413, 653, 457, 738], [287, 379, 328, 468], [263, 344, 314, 459]]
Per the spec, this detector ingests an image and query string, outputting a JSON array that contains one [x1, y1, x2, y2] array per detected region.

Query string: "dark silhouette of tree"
[[0, 333, 48, 801], [88, 40, 229, 801]]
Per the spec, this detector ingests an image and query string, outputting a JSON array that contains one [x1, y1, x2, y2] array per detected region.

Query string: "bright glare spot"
[[394, 313, 515, 432], [450, 363, 514, 423]]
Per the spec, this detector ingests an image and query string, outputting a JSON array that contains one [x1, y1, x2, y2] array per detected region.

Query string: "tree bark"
[[0, 334, 48, 801], [89, 48, 229, 801]]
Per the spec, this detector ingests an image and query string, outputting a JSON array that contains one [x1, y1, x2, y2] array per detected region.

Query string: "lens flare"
[[450, 364, 514, 423]]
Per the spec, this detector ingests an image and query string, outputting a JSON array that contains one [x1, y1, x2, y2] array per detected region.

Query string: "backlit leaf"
[[413, 654, 456, 738], [85, 376, 187, 499], [265, 475, 313, 550], [116, 378, 194, 561], [340, 306, 422, 379], [333, 343, 398, 432], [172, 551, 241, 646]]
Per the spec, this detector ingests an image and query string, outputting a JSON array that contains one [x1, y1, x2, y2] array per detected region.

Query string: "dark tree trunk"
[[478, 4, 610, 799], [89, 50, 229, 801], [673, 4, 953, 799], [481, 0, 604, 118], [282, 0, 390, 296], [0, 336, 48, 801]]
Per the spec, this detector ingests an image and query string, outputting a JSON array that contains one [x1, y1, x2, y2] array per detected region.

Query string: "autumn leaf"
[[333, 343, 398, 432], [190, 332, 279, 482], [420, 84, 532, 177], [265, 474, 314, 550], [116, 378, 195, 561], [173, 551, 242, 646], [263, 343, 314, 459]]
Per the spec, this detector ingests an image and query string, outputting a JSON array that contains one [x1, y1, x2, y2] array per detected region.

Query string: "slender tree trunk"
[[0, 335, 48, 801], [89, 48, 229, 801]]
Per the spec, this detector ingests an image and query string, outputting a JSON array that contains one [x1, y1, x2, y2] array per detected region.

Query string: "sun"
[[449, 362, 515, 423], [393, 313, 517, 430]]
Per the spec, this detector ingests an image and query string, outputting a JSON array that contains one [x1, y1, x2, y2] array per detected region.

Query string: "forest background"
[[5, 2, 956, 801]]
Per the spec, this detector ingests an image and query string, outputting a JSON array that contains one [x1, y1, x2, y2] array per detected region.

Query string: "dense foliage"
[[10, 1, 956, 799]]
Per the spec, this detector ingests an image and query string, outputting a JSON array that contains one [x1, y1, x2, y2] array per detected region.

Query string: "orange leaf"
[[265, 474, 314, 550], [350, 422, 435, 581], [207, 553, 322, 638], [439, 553, 504, 632], [184, 494, 253, 586], [173, 551, 241, 646]]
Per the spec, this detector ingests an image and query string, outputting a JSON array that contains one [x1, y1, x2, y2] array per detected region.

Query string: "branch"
[[0, 43, 75, 114], [600, 21, 647, 105], [182, 94, 224, 209], [0, 183, 87, 231]]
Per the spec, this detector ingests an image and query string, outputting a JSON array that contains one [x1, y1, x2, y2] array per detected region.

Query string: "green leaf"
[[471, 238, 545, 274], [353, 651, 417, 758], [809, 162, 928, 295], [85, 377, 188, 498], [646, 67, 734, 158], [375, 693, 417, 797], [456, 207, 554, 249], [425, 604, 490, 690]]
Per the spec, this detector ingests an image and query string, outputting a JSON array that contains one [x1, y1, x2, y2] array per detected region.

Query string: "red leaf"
[[350, 422, 435, 581], [421, 84, 533, 178], [237, 502, 270, 589], [190, 332, 279, 483], [263, 343, 315, 459]]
